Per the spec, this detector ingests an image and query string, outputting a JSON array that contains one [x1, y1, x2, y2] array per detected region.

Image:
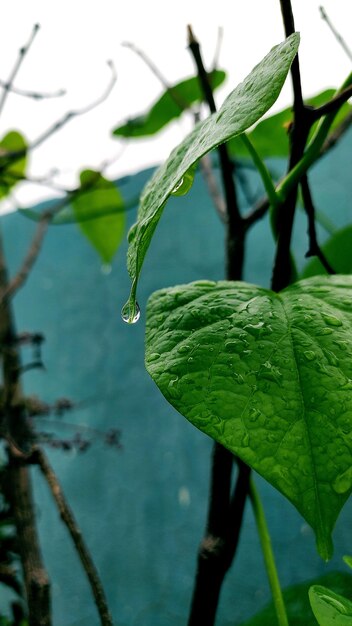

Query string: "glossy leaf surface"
[[125, 33, 299, 317], [146, 275, 352, 558], [239, 572, 352, 626], [0, 131, 27, 199], [302, 226, 352, 278], [227, 89, 352, 159], [112, 70, 226, 138], [309, 585, 352, 625], [72, 169, 125, 263]]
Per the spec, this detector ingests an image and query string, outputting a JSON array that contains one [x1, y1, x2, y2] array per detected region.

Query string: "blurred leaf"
[[0, 131, 27, 199], [72, 169, 126, 263], [343, 556, 352, 570], [309, 584, 352, 625], [228, 88, 352, 159], [301, 226, 352, 278], [239, 572, 352, 626], [112, 70, 226, 138]]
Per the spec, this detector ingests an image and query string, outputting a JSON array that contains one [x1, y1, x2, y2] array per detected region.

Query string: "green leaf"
[[71, 169, 126, 263], [302, 226, 352, 278], [112, 70, 226, 138], [228, 88, 352, 159], [124, 33, 300, 319], [343, 556, 352, 570], [145, 275, 352, 559], [309, 585, 352, 625], [240, 572, 352, 626], [0, 130, 27, 199]]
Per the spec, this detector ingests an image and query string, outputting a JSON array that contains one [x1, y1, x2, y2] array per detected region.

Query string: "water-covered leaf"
[[240, 572, 352, 626], [72, 169, 126, 263], [227, 88, 352, 159], [112, 70, 226, 138], [125, 33, 299, 316], [0, 130, 27, 199], [302, 226, 352, 278], [309, 584, 352, 625], [145, 275, 352, 558]]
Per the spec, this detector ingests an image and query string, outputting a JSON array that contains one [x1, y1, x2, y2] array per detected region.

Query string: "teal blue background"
[[1, 129, 352, 625]]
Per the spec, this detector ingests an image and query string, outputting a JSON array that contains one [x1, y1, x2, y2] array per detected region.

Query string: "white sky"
[[0, 0, 351, 210]]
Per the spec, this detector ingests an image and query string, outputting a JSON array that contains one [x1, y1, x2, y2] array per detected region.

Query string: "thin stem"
[[0, 80, 66, 100], [320, 6, 352, 62], [0, 24, 40, 118], [249, 479, 289, 626], [240, 134, 280, 209], [34, 448, 114, 626], [300, 174, 335, 273]]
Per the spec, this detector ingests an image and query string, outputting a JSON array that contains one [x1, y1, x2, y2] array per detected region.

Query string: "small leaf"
[[145, 275, 352, 558], [72, 170, 126, 263], [240, 572, 352, 626], [0, 130, 27, 199], [302, 226, 352, 278], [112, 70, 226, 138], [343, 556, 352, 570], [228, 88, 352, 159], [126, 33, 300, 312], [309, 585, 352, 625]]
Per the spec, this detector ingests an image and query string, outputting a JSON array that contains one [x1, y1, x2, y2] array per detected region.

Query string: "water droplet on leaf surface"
[[101, 263, 112, 275], [322, 313, 342, 327], [121, 301, 141, 324], [333, 466, 352, 494], [304, 350, 316, 361]]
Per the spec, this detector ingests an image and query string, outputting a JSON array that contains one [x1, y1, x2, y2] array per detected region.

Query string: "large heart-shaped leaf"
[[112, 70, 226, 138], [124, 33, 300, 320], [72, 169, 126, 263], [145, 275, 352, 559]]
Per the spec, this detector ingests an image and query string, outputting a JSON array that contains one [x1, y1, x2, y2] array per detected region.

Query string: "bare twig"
[[320, 6, 352, 62], [34, 447, 114, 626], [0, 23, 40, 118], [199, 155, 226, 223], [211, 27, 224, 70], [0, 80, 66, 100]]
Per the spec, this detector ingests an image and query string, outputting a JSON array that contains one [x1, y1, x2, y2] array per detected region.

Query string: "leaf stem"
[[240, 134, 280, 211], [249, 478, 289, 626]]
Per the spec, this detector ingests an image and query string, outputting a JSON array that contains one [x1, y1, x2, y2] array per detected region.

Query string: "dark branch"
[[301, 174, 336, 273]]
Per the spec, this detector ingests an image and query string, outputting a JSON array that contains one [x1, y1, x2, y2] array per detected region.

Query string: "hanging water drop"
[[101, 263, 112, 275], [121, 301, 141, 324], [172, 178, 184, 194]]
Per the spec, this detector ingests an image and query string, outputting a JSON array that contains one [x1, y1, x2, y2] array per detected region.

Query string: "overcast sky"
[[0, 0, 351, 210]]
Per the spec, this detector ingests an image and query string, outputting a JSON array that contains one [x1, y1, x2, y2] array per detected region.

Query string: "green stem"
[[249, 478, 289, 626], [240, 134, 280, 209]]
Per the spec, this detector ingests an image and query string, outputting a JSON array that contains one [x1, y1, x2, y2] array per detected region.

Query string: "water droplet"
[[171, 178, 184, 194], [304, 350, 316, 361], [121, 301, 141, 324], [168, 377, 180, 398], [225, 340, 242, 353], [178, 345, 191, 354], [187, 356, 194, 363], [148, 352, 161, 362], [333, 466, 352, 494], [101, 263, 112, 275], [127, 223, 138, 243], [319, 327, 333, 335], [192, 280, 216, 287], [341, 378, 352, 390], [248, 408, 261, 422], [178, 486, 191, 507], [267, 433, 277, 443], [322, 313, 342, 327], [241, 432, 250, 447]]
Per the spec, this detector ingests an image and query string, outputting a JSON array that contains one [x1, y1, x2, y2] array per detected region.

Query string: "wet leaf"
[[0, 130, 27, 199], [227, 88, 352, 159], [72, 169, 126, 263], [146, 275, 352, 559], [309, 584, 352, 625], [125, 33, 299, 315], [112, 70, 226, 138]]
